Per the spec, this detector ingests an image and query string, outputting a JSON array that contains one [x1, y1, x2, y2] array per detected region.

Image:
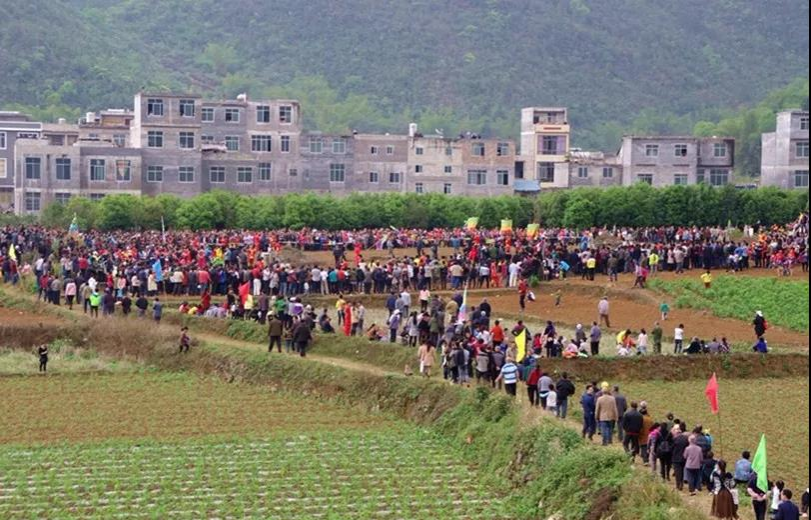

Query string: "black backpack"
[[656, 438, 672, 457]]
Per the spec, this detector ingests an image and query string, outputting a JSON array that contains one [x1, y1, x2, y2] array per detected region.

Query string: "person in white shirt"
[[400, 290, 412, 316], [637, 329, 649, 355], [508, 262, 520, 287], [546, 384, 558, 415], [674, 324, 685, 354]]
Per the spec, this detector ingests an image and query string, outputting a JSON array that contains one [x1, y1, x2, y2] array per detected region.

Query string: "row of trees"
[[35, 185, 808, 233]]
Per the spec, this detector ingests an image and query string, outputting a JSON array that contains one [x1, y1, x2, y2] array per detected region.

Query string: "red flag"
[[343, 305, 352, 337], [238, 282, 250, 306], [705, 373, 720, 415]]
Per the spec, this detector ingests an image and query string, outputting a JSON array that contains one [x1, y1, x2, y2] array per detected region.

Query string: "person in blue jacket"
[[580, 384, 596, 441]]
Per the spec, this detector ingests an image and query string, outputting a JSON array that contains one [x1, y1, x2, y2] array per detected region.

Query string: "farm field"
[[0, 372, 509, 519], [649, 276, 810, 332], [620, 377, 810, 489]]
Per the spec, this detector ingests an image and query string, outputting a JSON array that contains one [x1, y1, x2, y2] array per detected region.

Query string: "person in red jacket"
[[526, 364, 542, 407]]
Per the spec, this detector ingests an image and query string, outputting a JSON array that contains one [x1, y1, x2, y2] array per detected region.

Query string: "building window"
[[444, 165, 453, 174], [89, 159, 106, 182], [674, 144, 688, 157], [796, 141, 810, 158], [389, 172, 401, 184], [0, 158, 7, 178], [225, 136, 240, 151], [645, 144, 659, 157], [537, 162, 554, 182], [209, 166, 225, 184], [674, 173, 688, 186], [256, 105, 271, 123], [147, 131, 163, 148], [415, 165, 423, 173], [415, 182, 424, 194], [89, 193, 105, 202], [369, 171, 379, 183], [115, 160, 131, 182], [224, 108, 240, 123], [179, 166, 195, 183], [55, 193, 71, 204], [497, 142, 510, 156], [309, 137, 323, 154], [577, 166, 589, 178], [201, 135, 214, 144], [179, 132, 195, 149], [541, 136, 564, 155], [497, 170, 509, 186], [801, 117, 810, 131], [24, 192, 41, 212], [179, 99, 195, 117], [415, 147, 424, 156], [279, 106, 293, 123], [794, 170, 809, 188], [443, 183, 452, 194], [697, 169, 706, 184], [281, 135, 291, 153], [332, 138, 346, 154], [251, 135, 272, 152], [237, 167, 253, 183], [201, 107, 214, 122], [146, 98, 164, 116], [258, 163, 272, 181], [467, 170, 487, 185], [370, 146, 379, 155], [445, 146, 453, 157], [146, 165, 163, 183], [637, 173, 653, 185], [0, 131, 5, 149], [709, 169, 729, 186], [329, 163, 346, 183], [713, 143, 727, 158], [113, 134, 126, 147], [288, 168, 298, 177], [386, 145, 394, 155], [602, 167, 614, 178], [472, 142, 485, 157], [55, 158, 71, 181]]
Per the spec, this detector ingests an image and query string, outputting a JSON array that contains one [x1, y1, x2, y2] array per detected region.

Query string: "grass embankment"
[[650, 276, 810, 332], [0, 295, 703, 520]]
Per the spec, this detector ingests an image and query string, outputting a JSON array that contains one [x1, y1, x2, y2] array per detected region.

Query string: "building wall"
[[299, 134, 355, 194], [761, 111, 810, 189], [620, 136, 733, 187], [353, 134, 408, 193]]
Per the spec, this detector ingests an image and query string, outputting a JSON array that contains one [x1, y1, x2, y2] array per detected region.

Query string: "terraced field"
[[0, 373, 508, 519]]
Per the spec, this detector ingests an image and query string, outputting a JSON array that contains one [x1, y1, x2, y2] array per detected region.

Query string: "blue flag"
[[153, 259, 163, 282]]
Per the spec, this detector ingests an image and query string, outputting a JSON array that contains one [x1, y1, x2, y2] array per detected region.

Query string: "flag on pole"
[[152, 259, 163, 282], [527, 223, 540, 238], [515, 328, 527, 362], [68, 213, 79, 235], [238, 282, 250, 306], [500, 219, 513, 233], [465, 217, 479, 230], [161, 216, 166, 243], [458, 287, 468, 322], [705, 373, 720, 415], [751, 434, 768, 491], [7, 243, 16, 262]]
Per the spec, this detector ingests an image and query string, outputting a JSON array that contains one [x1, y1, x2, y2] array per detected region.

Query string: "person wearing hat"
[[753, 311, 767, 338]]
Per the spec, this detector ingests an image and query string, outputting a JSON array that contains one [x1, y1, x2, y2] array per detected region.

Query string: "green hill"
[[1, 0, 808, 150]]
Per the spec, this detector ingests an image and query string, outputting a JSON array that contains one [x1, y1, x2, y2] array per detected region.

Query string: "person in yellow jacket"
[[586, 256, 597, 281], [648, 251, 660, 276], [700, 270, 713, 289]]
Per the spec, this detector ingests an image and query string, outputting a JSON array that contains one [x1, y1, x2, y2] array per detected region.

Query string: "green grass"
[[0, 339, 138, 376], [650, 275, 809, 332]]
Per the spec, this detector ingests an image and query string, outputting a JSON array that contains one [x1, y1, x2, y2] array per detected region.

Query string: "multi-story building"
[[761, 110, 809, 189], [353, 134, 408, 193], [519, 107, 570, 189], [299, 133, 354, 194], [566, 150, 623, 188], [1, 111, 42, 210], [618, 136, 735, 187]]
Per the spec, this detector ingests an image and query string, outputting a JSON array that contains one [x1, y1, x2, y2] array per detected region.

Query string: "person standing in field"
[[595, 384, 618, 445], [710, 460, 738, 519], [652, 322, 664, 354], [701, 269, 713, 289], [674, 324, 685, 354], [152, 298, 163, 324], [684, 436, 704, 495], [495, 357, 519, 397], [518, 278, 528, 313], [268, 313, 283, 353], [753, 311, 768, 338], [64, 278, 77, 310], [179, 327, 191, 354], [580, 384, 596, 440], [589, 322, 601, 356], [660, 301, 670, 321], [598, 297, 610, 328], [417, 340, 435, 378], [89, 290, 101, 318], [292, 318, 312, 357], [37, 344, 48, 373]]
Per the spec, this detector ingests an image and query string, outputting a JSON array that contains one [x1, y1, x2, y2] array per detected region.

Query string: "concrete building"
[[519, 107, 570, 189], [565, 150, 623, 188], [761, 110, 809, 189], [618, 136, 735, 187], [299, 133, 354, 194], [353, 134, 408, 193], [1, 112, 41, 211]]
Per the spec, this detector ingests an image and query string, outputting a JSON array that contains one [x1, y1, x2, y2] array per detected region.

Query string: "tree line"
[[33, 185, 808, 232]]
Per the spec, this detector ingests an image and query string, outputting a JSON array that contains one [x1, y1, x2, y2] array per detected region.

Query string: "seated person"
[[685, 337, 703, 354], [366, 323, 383, 342]]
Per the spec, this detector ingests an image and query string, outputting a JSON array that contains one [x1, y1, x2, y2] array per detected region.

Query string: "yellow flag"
[[500, 219, 513, 233], [527, 223, 540, 238], [7, 244, 16, 262], [465, 217, 479, 230], [516, 328, 527, 362]]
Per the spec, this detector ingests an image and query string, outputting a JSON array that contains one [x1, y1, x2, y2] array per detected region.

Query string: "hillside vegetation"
[[0, 0, 808, 153]]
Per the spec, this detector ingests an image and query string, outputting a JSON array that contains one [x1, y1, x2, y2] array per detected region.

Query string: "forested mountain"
[[1, 0, 808, 152]]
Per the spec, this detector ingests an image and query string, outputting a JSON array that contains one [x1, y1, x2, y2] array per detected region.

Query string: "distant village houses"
[[0, 92, 801, 215]]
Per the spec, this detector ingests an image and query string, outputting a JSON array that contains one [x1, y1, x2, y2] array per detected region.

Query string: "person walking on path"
[[613, 386, 628, 442], [292, 318, 313, 357], [580, 384, 596, 440], [674, 324, 685, 354], [753, 311, 768, 338], [622, 401, 644, 462], [595, 384, 619, 445], [684, 436, 704, 495], [589, 322, 602, 356], [747, 472, 769, 520], [37, 344, 48, 373], [774, 489, 800, 520], [671, 426, 690, 492], [598, 297, 610, 328], [417, 341, 435, 378], [178, 327, 191, 354], [710, 460, 738, 519], [555, 372, 576, 419], [495, 358, 519, 397], [268, 314, 284, 353], [652, 322, 663, 354]]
